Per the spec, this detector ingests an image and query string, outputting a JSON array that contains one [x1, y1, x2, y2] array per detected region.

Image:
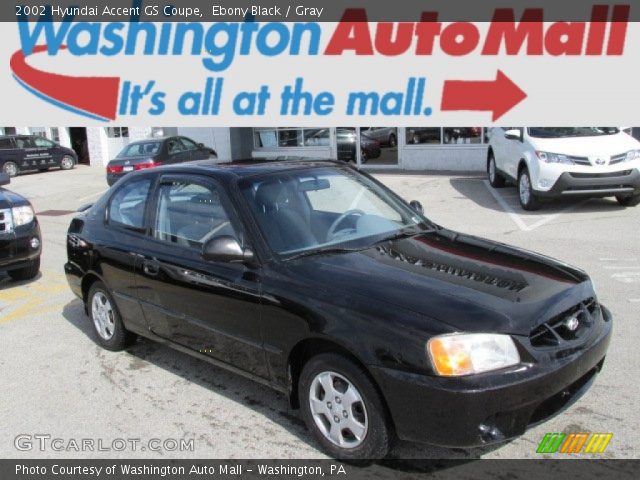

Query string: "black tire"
[[518, 166, 541, 211], [8, 257, 40, 281], [487, 153, 506, 188], [2, 161, 18, 177], [616, 194, 640, 207], [87, 281, 136, 351], [388, 134, 397, 148], [299, 353, 392, 460], [60, 155, 75, 170]]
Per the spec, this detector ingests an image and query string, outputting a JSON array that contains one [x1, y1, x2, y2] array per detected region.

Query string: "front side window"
[[240, 167, 430, 255], [108, 178, 152, 230], [153, 180, 237, 250], [167, 138, 186, 154], [33, 137, 55, 148]]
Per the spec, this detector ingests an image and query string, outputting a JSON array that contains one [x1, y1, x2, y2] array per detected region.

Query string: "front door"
[[135, 174, 268, 378]]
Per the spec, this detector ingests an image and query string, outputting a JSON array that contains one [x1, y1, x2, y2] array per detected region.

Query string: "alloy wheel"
[[519, 172, 532, 205], [3, 162, 18, 177], [91, 291, 115, 340], [308, 371, 368, 448], [60, 156, 74, 170]]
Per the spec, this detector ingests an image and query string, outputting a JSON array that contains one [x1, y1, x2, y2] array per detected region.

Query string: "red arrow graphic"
[[441, 70, 527, 121], [10, 45, 120, 121]]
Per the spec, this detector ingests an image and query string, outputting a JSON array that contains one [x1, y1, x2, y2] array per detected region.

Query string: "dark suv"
[[0, 173, 41, 280], [0, 135, 77, 177]]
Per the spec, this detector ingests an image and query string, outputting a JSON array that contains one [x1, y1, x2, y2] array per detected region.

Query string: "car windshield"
[[527, 127, 619, 138], [116, 141, 161, 158], [240, 166, 433, 257]]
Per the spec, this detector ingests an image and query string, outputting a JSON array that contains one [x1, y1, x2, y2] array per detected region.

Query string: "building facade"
[[3, 126, 638, 172]]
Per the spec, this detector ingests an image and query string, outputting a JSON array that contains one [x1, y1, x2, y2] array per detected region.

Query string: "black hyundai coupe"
[[64, 160, 611, 459]]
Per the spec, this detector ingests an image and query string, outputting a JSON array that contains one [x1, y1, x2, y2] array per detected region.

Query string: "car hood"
[[529, 132, 639, 157], [0, 188, 29, 209], [285, 229, 593, 335]]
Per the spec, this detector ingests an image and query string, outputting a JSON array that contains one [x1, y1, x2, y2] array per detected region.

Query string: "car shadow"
[[61, 298, 503, 463], [449, 177, 631, 216], [0, 271, 43, 290]]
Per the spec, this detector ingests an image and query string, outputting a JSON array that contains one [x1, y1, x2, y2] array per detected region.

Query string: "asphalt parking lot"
[[1, 165, 639, 460]]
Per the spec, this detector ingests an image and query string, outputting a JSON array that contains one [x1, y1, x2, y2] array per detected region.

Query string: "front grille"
[[0, 208, 13, 234], [569, 170, 632, 179], [609, 153, 627, 165], [530, 298, 599, 347], [569, 156, 591, 166]]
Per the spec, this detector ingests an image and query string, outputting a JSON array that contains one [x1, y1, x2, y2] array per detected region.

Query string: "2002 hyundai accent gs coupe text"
[[64, 160, 611, 459]]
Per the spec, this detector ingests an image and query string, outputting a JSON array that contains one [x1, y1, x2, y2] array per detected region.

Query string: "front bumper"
[[370, 306, 612, 448], [0, 220, 41, 272], [538, 169, 640, 198]]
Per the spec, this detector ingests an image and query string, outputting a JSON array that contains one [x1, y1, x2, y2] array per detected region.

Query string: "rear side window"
[[108, 178, 152, 230], [153, 180, 237, 250], [0, 138, 13, 149], [14, 137, 35, 149]]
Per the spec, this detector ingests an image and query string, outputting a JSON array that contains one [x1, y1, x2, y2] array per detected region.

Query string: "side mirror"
[[504, 129, 522, 141], [198, 143, 205, 148], [202, 235, 254, 263], [0, 173, 9, 186], [409, 200, 424, 214]]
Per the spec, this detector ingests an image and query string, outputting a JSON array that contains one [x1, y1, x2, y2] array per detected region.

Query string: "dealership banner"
[[0, 0, 639, 125]]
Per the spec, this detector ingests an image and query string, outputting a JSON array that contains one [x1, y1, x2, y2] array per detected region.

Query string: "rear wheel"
[[60, 155, 75, 170], [518, 167, 540, 211], [2, 161, 18, 177], [487, 153, 506, 188], [616, 194, 640, 207], [88, 281, 136, 351], [8, 257, 40, 281], [299, 353, 392, 459]]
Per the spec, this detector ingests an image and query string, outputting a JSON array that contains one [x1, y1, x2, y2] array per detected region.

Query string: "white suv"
[[487, 127, 640, 210]]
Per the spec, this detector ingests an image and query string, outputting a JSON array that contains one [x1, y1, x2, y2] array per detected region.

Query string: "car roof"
[[148, 159, 345, 180]]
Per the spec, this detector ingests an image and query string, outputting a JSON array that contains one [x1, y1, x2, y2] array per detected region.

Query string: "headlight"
[[12, 205, 35, 227], [625, 150, 640, 162], [427, 333, 520, 376], [536, 151, 574, 165]]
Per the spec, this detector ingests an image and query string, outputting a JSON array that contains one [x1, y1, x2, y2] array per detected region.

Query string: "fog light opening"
[[30, 237, 40, 249], [478, 423, 505, 443]]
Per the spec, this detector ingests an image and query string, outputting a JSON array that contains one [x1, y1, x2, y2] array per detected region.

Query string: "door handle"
[[143, 260, 160, 276]]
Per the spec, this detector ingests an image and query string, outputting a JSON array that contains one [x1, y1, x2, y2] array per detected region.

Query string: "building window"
[[2, 127, 17, 135], [50, 127, 60, 143], [406, 128, 486, 145], [253, 128, 330, 148], [105, 127, 129, 138]]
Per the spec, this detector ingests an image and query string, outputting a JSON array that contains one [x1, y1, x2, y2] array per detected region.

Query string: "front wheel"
[[88, 281, 136, 351], [616, 194, 640, 207], [8, 257, 40, 281], [299, 353, 392, 459], [60, 155, 75, 170], [518, 167, 540, 211]]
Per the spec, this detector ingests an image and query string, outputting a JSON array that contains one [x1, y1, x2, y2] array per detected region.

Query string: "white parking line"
[[483, 181, 591, 232]]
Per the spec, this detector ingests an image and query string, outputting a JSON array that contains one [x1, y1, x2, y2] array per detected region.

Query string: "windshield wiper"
[[374, 227, 436, 244], [284, 246, 366, 261]]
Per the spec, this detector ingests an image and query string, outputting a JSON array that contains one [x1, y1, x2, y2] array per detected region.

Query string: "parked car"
[[65, 160, 611, 459], [106, 136, 217, 186], [0, 173, 41, 280], [304, 128, 381, 163], [488, 127, 640, 210], [0, 135, 77, 177], [361, 127, 397, 147]]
